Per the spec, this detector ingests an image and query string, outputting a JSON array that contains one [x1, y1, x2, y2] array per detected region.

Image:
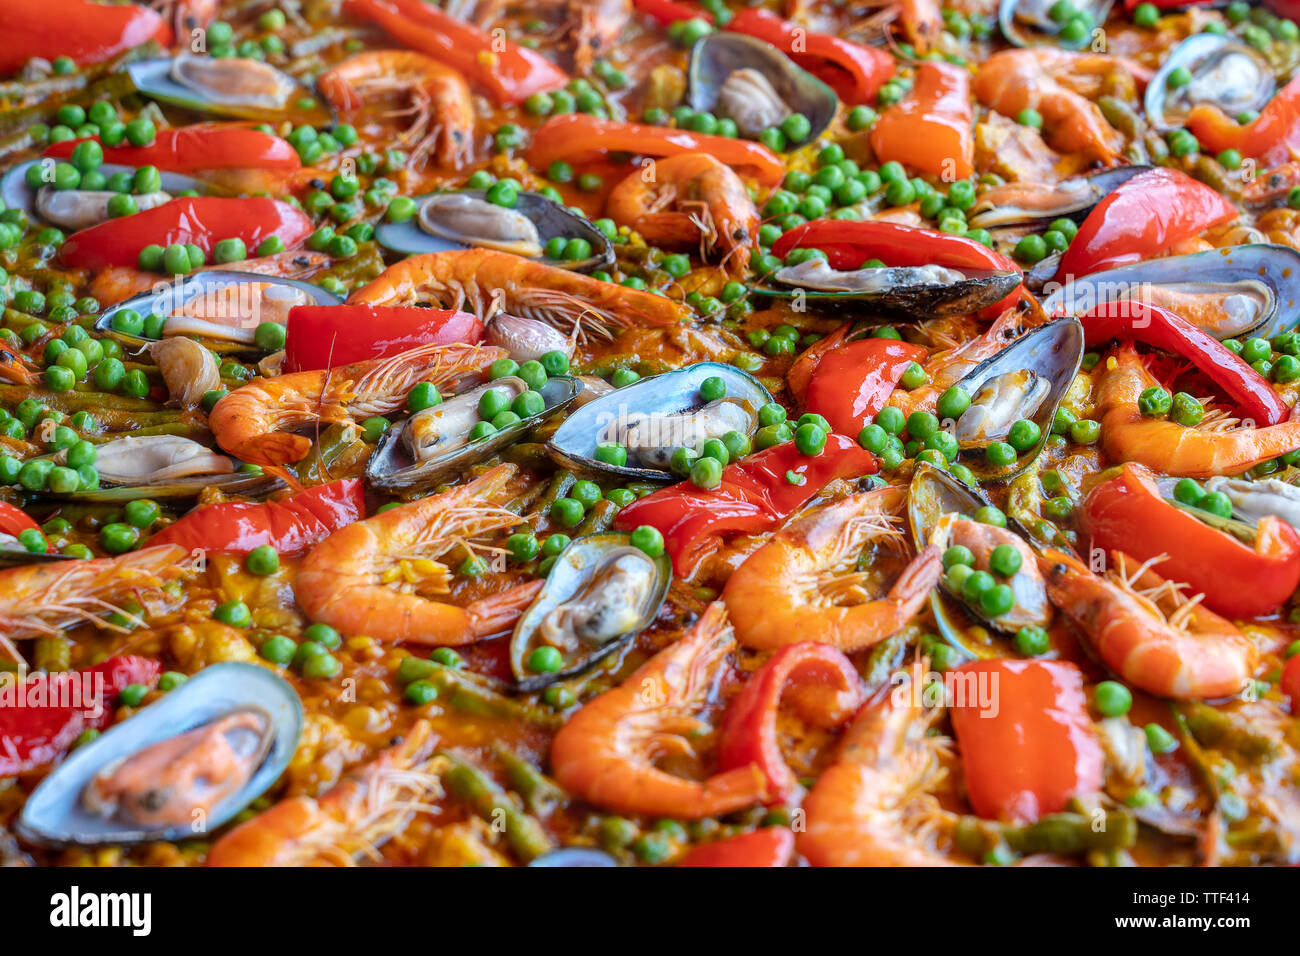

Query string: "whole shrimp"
[[348, 249, 690, 340], [973, 48, 1152, 165], [318, 50, 475, 168], [1094, 343, 1300, 477], [853, 0, 943, 55], [207, 721, 440, 866], [208, 341, 503, 466], [549, 602, 770, 819], [723, 487, 942, 652], [1042, 548, 1259, 701], [604, 153, 759, 275], [294, 464, 543, 645], [0, 544, 194, 643], [799, 662, 960, 866]]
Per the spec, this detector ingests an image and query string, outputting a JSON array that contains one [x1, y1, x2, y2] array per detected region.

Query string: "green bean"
[[32, 636, 71, 672], [955, 811, 1137, 857], [426, 664, 564, 730], [1097, 96, 1142, 140], [0, 71, 135, 136], [534, 470, 577, 522], [1192, 153, 1232, 194], [576, 497, 618, 535], [573, 353, 641, 377], [502, 441, 552, 472], [438, 750, 556, 862], [1177, 702, 1279, 764], [493, 744, 568, 817], [861, 628, 912, 692]]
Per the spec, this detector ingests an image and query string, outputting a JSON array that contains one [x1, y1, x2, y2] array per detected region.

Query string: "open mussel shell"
[[998, 0, 1115, 48], [528, 847, 620, 866], [94, 271, 341, 357], [948, 317, 1083, 482], [967, 166, 1150, 230], [547, 362, 772, 482], [375, 190, 615, 272], [750, 261, 1022, 318], [368, 376, 582, 497], [509, 533, 671, 691], [1042, 244, 1300, 341], [126, 55, 333, 126], [1145, 35, 1274, 133], [17, 663, 302, 847], [0, 161, 202, 228], [0, 544, 68, 567], [687, 33, 838, 149]]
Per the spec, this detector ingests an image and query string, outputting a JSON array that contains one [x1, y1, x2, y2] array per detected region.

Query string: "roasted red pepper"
[[632, 0, 704, 24], [1282, 654, 1300, 705], [1055, 168, 1237, 281], [718, 642, 864, 803], [677, 827, 795, 867], [59, 196, 313, 271], [803, 337, 928, 437], [949, 659, 1104, 823], [1187, 74, 1300, 170], [0, 656, 161, 775], [1079, 462, 1300, 619], [284, 306, 484, 373], [0, 0, 172, 75], [869, 61, 974, 180], [149, 479, 364, 556], [1080, 301, 1288, 427], [45, 124, 301, 172], [0, 501, 41, 539], [526, 114, 785, 187], [726, 9, 894, 105], [343, 0, 568, 104], [613, 434, 878, 576], [773, 219, 1023, 316]]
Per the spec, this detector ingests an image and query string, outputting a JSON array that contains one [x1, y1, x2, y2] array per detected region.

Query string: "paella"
[[0, 0, 1297, 869]]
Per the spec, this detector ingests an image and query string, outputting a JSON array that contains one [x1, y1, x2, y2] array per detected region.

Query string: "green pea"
[[979, 583, 1014, 618], [540, 350, 569, 376], [974, 505, 1006, 528], [961, 569, 995, 601], [1014, 234, 1047, 264], [245, 544, 280, 576], [123, 498, 160, 529], [900, 362, 929, 389], [512, 389, 546, 418], [1068, 419, 1101, 445], [528, 646, 564, 673], [118, 683, 148, 707], [1198, 490, 1233, 519], [989, 544, 1022, 577], [1015, 625, 1051, 656], [1169, 391, 1205, 427], [1145, 723, 1178, 755], [1094, 680, 1132, 717], [937, 386, 971, 421], [407, 382, 442, 412], [794, 423, 827, 456], [550, 497, 585, 527], [570, 480, 602, 509], [507, 532, 540, 562], [1007, 419, 1041, 452], [1138, 386, 1172, 417]]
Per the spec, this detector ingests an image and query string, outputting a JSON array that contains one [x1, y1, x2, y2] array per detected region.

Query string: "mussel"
[[0, 160, 202, 229], [547, 362, 772, 482], [1041, 244, 1300, 341], [998, 0, 1115, 48], [967, 166, 1150, 230], [126, 54, 332, 126], [36, 435, 282, 502], [687, 33, 838, 149], [751, 257, 1023, 318], [94, 271, 341, 356], [18, 663, 302, 847], [1145, 35, 1274, 132], [945, 318, 1084, 482], [367, 376, 583, 497], [907, 463, 1055, 657], [375, 189, 615, 272], [509, 533, 671, 690], [528, 847, 620, 866]]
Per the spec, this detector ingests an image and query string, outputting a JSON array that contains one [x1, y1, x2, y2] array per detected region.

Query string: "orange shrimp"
[[0, 342, 37, 385], [1094, 343, 1300, 477], [854, 0, 942, 54], [295, 464, 543, 645], [570, 0, 630, 75], [1042, 548, 1259, 701], [206, 721, 439, 866], [973, 49, 1151, 165], [86, 251, 332, 308], [886, 306, 1023, 418], [723, 487, 943, 652], [799, 662, 959, 866], [318, 50, 475, 168], [549, 602, 770, 819], [347, 249, 690, 340], [208, 340, 503, 466], [604, 153, 759, 275]]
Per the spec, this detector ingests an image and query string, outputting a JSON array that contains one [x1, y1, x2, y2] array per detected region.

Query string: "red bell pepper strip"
[[633, 0, 705, 25], [717, 643, 864, 803], [1055, 168, 1237, 281], [526, 114, 785, 187], [677, 827, 795, 867], [804, 337, 928, 437], [343, 0, 567, 105], [1079, 301, 1288, 427], [949, 659, 1104, 823], [0, 655, 161, 775], [1079, 462, 1300, 619], [0, 502, 41, 539], [284, 306, 484, 373], [773, 219, 1023, 316], [0, 0, 172, 75], [869, 62, 974, 180], [1187, 74, 1300, 170], [613, 434, 879, 576], [149, 479, 365, 556], [45, 124, 301, 172], [726, 9, 894, 105], [1282, 653, 1300, 705], [59, 196, 312, 271]]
